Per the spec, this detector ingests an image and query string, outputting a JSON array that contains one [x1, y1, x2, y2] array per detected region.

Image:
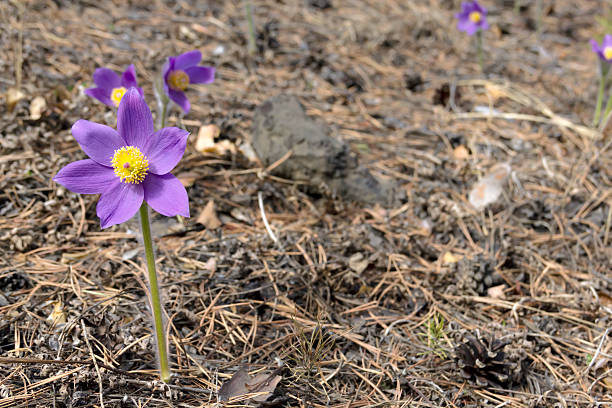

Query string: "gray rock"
[[251, 95, 398, 206]]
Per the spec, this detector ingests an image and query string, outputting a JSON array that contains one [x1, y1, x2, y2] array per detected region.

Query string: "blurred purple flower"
[[84, 65, 144, 108], [455, 1, 489, 36], [54, 88, 190, 229], [163, 50, 215, 114], [591, 35, 612, 63]]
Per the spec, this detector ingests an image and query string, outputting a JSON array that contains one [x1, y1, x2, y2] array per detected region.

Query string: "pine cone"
[[454, 254, 502, 295], [454, 332, 513, 387]]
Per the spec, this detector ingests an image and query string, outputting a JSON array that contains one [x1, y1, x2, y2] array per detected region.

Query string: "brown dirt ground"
[[1, 0, 611, 407]]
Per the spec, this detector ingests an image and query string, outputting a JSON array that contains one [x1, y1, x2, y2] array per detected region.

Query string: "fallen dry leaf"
[[468, 163, 511, 211], [238, 141, 259, 162], [598, 292, 612, 308], [484, 82, 507, 101], [204, 257, 216, 274], [197, 199, 221, 229], [230, 208, 252, 224], [195, 124, 236, 155], [218, 367, 249, 402], [176, 172, 197, 187], [486, 284, 506, 299], [6, 88, 25, 112], [47, 300, 67, 325], [29, 96, 47, 120], [218, 367, 281, 402], [246, 373, 282, 402], [195, 124, 220, 151]]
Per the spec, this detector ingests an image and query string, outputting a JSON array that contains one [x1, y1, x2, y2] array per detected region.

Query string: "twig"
[[455, 80, 601, 139], [258, 192, 278, 244], [81, 319, 105, 408], [585, 327, 611, 375], [455, 112, 599, 139], [0, 357, 134, 376], [587, 368, 612, 394]]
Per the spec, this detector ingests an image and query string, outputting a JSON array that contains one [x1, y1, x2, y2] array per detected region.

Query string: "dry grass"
[[0, 0, 611, 407]]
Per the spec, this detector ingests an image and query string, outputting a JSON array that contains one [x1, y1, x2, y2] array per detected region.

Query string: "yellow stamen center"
[[168, 70, 190, 91], [469, 11, 482, 23], [110, 87, 127, 107], [604, 47, 612, 60], [111, 146, 149, 184]]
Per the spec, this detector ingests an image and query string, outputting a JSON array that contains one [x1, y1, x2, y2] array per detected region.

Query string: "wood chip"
[[197, 199, 221, 229], [218, 367, 281, 402]]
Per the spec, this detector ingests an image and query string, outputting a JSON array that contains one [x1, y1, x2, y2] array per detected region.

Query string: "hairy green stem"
[[245, 0, 257, 56], [535, 0, 543, 39], [160, 100, 168, 129], [139, 204, 170, 383], [594, 62, 611, 128], [476, 30, 484, 74], [601, 83, 612, 122], [154, 73, 170, 129], [600, 110, 612, 132], [599, 88, 612, 132], [594, 76, 606, 127], [141, 93, 171, 383]]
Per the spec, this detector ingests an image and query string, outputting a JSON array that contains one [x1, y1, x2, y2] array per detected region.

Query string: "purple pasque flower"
[[455, 1, 489, 36], [54, 88, 190, 229], [591, 35, 612, 63], [84, 65, 144, 108], [163, 50, 215, 114]]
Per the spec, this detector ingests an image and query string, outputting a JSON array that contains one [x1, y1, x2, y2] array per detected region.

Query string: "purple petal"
[[97, 181, 144, 229], [168, 89, 190, 113], [162, 59, 175, 96], [54, 159, 116, 194], [93, 68, 121, 91], [479, 20, 489, 31], [185, 66, 215, 84], [457, 19, 476, 35], [117, 88, 154, 149], [473, 1, 486, 14], [591, 39, 601, 53], [459, 1, 473, 13], [174, 50, 202, 70], [143, 173, 189, 217], [162, 59, 173, 83], [143, 127, 189, 175], [84, 87, 113, 107], [72, 119, 125, 166], [603, 34, 612, 49], [121, 64, 139, 89], [465, 24, 478, 36]]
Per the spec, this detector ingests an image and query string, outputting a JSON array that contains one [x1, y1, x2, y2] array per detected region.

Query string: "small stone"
[[251, 95, 397, 206]]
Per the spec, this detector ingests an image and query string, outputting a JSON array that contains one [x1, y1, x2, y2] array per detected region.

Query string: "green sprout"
[[417, 312, 448, 360], [285, 320, 335, 383]]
